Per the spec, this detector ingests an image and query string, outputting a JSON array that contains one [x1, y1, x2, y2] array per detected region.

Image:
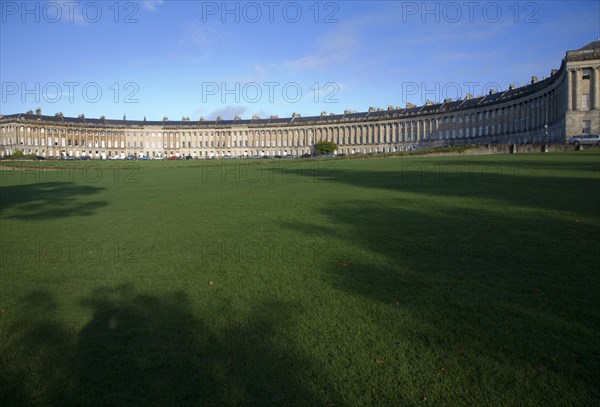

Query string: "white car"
[[571, 135, 600, 147]]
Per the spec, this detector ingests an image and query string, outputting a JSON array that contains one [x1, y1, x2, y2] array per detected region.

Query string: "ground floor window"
[[582, 120, 591, 134]]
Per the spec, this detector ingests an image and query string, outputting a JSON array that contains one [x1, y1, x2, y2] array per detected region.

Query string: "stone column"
[[385, 123, 390, 143], [567, 69, 574, 110], [573, 68, 581, 110], [385, 123, 389, 144], [278, 129, 287, 154], [280, 129, 285, 149]]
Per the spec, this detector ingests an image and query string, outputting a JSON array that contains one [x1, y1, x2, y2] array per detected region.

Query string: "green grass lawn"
[[1, 152, 599, 406]]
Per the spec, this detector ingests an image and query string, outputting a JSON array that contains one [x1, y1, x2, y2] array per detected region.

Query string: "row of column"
[[568, 66, 600, 110], [0, 73, 572, 156]]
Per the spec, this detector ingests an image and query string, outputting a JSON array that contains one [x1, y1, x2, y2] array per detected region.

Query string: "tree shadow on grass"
[[283, 198, 600, 404], [0, 290, 75, 406], [0, 285, 335, 406], [282, 159, 600, 215], [0, 182, 107, 220]]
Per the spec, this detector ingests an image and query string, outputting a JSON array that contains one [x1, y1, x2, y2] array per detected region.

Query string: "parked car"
[[167, 156, 178, 160], [300, 153, 312, 158], [126, 155, 137, 160], [34, 155, 46, 160], [140, 156, 150, 160], [571, 135, 600, 147], [79, 156, 91, 160]]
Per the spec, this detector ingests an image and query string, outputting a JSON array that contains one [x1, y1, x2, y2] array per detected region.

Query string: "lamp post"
[[543, 124, 549, 152]]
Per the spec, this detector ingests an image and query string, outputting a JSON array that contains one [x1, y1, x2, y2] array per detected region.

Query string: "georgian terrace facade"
[[1, 42, 599, 159]]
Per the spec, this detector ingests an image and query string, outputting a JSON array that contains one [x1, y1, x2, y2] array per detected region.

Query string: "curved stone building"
[[1, 41, 599, 159]]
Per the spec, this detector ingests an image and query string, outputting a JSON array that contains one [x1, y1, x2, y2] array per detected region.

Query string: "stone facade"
[[1, 42, 599, 159], [564, 44, 600, 137]]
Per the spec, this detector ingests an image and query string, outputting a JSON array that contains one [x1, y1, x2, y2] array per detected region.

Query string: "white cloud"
[[177, 22, 227, 60], [250, 16, 371, 78], [206, 105, 248, 120], [140, 1, 164, 12]]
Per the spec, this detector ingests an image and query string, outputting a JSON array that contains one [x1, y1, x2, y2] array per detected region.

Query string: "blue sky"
[[1, 0, 599, 120]]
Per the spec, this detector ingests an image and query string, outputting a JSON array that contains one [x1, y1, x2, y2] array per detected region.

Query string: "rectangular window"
[[582, 120, 591, 134], [582, 94, 590, 109], [582, 69, 591, 80]]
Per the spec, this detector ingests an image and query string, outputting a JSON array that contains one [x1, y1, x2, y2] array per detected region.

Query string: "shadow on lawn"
[[284, 197, 600, 402], [282, 159, 600, 215], [0, 182, 107, 220], [1, 286, 332, 406]]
